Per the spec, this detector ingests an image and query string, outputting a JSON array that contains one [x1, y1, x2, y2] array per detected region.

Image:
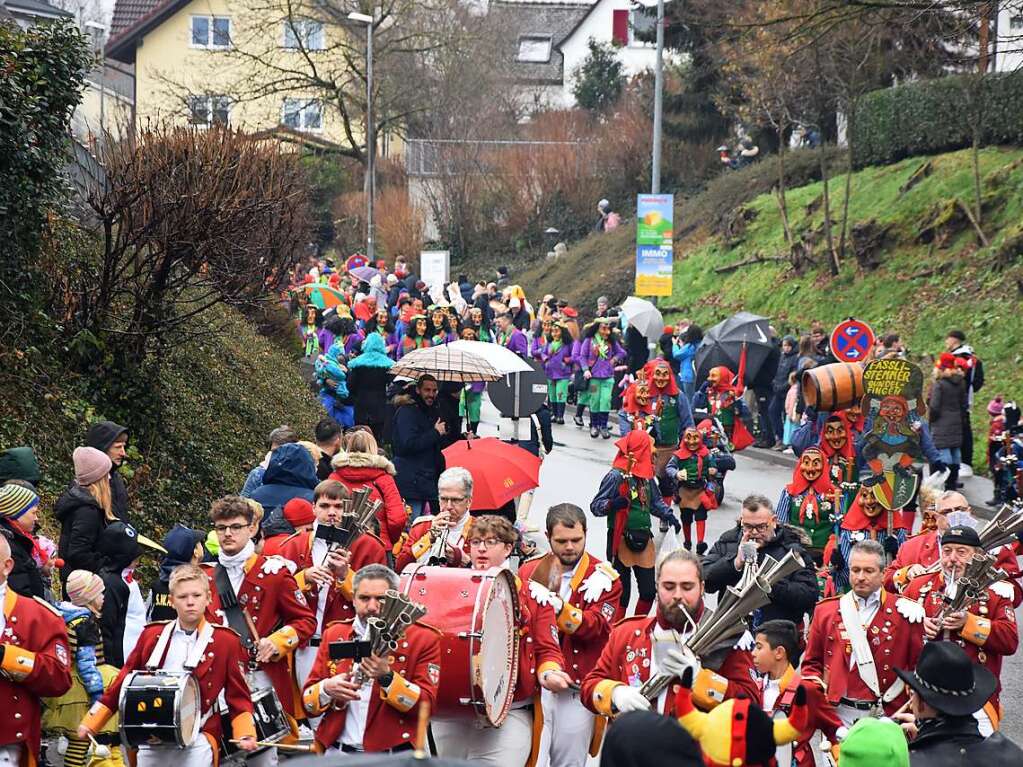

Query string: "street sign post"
[[487, 358, 548, 419]]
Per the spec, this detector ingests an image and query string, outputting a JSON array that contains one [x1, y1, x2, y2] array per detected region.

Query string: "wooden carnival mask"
[[798, 450, 824, 483], [823, 418, 848, 451], [683, 427, 703, 452], [652, 364, 672, 390], [857, 486, 883, 518]]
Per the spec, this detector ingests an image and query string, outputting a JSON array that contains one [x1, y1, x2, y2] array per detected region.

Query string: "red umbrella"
[[442, 437, 541, 510]]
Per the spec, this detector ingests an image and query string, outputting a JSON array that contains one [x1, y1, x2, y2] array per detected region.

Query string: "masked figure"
[[692, 366, 754, 451], [818, 413, 859, 511], [774, 447, 837, 562], [827, 485, 907, 593], [620, 379, 657, 434], [665, 427, 718, 554]]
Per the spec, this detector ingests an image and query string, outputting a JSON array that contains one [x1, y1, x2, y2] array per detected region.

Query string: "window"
[[628, 8, 656, 46], [188, 95, 230, 127], [191, 16, 231, 48], [283, 18, 325, 50], [1011, 15, 1023, 31], [282, 98, 323, 131], [517, 35, 552, 63]]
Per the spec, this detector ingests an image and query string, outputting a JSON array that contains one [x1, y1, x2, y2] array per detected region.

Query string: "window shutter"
[[611, 9, 628, 45]]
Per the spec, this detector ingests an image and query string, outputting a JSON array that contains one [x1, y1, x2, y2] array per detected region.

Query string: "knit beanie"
[[838, 718, 909, 767], [283, 498, 315, 527], [73, 446, 112, 486], [0, 484, 39, 520], [65, 570, 105, 607]]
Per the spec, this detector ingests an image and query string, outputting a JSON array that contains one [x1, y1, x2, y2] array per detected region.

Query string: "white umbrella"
[[448, 340, 533, 374], [621, 296, 665, 344], [391, 345, 503, 383]]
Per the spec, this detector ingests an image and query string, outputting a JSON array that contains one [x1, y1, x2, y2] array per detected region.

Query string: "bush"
[[851, 71, 1023, 168]]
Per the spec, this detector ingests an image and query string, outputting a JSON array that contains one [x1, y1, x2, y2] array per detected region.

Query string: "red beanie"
[[283, 498, 315, 527]]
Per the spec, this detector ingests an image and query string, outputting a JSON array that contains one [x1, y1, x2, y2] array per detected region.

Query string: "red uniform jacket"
[[762, 668, 841, 767], [884, 531, 1023, 605], [202, 554, 316, 717], [580, 613, 760, 718], [83, 621, 256, 752], [278, 530, 388, 626], [518, 552, 622, 685], [302, 620, 440, 752], [0, 588, 72, 766], [394, 516, 475, 572], [514, 575, 568, 701], [801, 591, 923, 713], [902, 571, 1019, 708]]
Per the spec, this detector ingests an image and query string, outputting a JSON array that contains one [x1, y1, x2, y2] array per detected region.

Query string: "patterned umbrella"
[[349, 265, 382, 283], [391, 346, 502, 383], [301, 283, 347, 309]]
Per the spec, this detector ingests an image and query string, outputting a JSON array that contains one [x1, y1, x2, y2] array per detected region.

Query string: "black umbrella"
[[287, 755, 477, 767], [694, 311, 774, 387]]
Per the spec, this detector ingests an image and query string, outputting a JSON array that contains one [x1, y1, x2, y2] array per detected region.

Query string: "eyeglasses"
[[468, 538, 504, 549], [939, 506, 970, 514], [439, 496, 467, 504], [741, 522, 773, 534], [214, 523, 249, 534]]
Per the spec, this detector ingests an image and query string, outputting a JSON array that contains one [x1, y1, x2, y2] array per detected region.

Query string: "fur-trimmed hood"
[[331, 450, 396, 476]]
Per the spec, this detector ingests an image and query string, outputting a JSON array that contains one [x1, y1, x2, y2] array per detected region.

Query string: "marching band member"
[[395, 468, 476, 571], [201, 495, 316, 754], [801, 540, 924, 727], [582, 549, 760, 721], [0, 535, 72, 767], [301, 564, 440, 754], [752, 619, 841, 767], [520, 504, 622, 767], [884, 490, 964, 592], [902, 524, 1018, 735], [278, 480, 387, 690], [79, 564, 257, 766], [431, 515, 571, 767]]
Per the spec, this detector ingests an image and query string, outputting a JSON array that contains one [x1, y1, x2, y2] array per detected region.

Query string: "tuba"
[[640, 550, 806, 702], [351, 589, 428, 687]]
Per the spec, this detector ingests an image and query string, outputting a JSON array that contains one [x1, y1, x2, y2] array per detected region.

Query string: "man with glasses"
[[703, 494, 818, 633], [202, 495, 316, 761], [395, 467, 475, 570], [431, 515, 570, 766]]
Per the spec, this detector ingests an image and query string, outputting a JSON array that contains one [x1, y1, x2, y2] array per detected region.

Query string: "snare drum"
[[119, 670, 202, 749], [400, 564, 519, 726], [220, 687, 289, 757]]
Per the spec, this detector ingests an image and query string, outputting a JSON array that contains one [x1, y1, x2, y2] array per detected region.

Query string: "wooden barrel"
[[801, 363, 864, 412]]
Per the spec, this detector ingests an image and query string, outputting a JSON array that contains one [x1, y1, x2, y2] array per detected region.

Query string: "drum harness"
[[143, 620, 217, 731]]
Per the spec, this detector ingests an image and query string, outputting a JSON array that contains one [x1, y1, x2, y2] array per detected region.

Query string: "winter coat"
[[55, 484, 108, 587], [248, 442, 318, 512], [97, 522, 145, 667], [0, 518, 44, 599], [928, 370, 967, 449], [702, 523, 819, 627], [772, 345, 800, 393], [391, 391, 446, 502], [329, 450, 407, 550], [84, 421, 130, 523], [908, 715, 1023, 767], [348, 366, 393, 429], [673, 342, 698, 384]]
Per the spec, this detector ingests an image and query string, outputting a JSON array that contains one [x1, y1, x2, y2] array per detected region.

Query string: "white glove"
[[612, 685, 651, 713], [661, 647, 699, 679]]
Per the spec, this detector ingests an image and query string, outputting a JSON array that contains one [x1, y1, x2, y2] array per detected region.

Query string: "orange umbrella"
[[442, 437, 541, 510]]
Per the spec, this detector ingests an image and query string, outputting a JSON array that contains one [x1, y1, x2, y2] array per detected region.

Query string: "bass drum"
[[400, 564, 519, 726], [118, 670, 201, 749]]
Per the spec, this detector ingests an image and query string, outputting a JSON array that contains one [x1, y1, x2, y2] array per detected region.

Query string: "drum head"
[[476, 568, 519, 726], [178, 674, 202, 747]]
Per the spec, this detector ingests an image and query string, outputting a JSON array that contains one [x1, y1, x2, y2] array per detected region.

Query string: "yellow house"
[[105, 0, 397, 154]]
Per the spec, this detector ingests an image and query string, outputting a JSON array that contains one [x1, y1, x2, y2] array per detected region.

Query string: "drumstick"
[[229, 739, 313, 752], [414, 700, 431, 758]]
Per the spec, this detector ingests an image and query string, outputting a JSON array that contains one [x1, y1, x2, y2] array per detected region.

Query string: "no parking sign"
[[830, 318, 875, 363]]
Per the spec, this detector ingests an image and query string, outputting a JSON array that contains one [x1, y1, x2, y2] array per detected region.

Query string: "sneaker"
[[574, 415, 584, 428], [772, 443, 787, 452], [601, 427, 611, 439], [683, 540, 692, 551], [960, 463, 974, 478], [659, 520, 669, 533], [590, 426, 599, 438], [986, 498, 1002, 507], [696, 541, 708, 555], [782, 447, 794, 454]]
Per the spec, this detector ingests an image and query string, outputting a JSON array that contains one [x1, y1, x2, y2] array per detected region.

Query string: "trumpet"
[[931, 552, 1006, 631], [427, 525, 451, 566], [351, 589, 427, 687], [640, 550, 806, 702]]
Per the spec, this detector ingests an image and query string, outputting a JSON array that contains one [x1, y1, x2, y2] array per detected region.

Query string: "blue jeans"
[[937, 447, 961, 466]]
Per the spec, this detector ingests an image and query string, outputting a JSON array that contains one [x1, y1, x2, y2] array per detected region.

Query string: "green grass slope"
[[520, 146, 1023, 470], [0, 303, 324, 535]]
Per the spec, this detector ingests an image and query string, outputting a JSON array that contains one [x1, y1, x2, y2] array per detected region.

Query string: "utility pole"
[[651, 0, 665, 193], [348, 11, 376, 261]]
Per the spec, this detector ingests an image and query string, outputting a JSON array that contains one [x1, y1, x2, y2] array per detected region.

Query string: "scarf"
[[594, 336, 609, 360], [671, 442, 709, 478], [612, 430, 655, 479], [218, 540, 255, 579], [785, 453, 836, 523], [842, 497, 906, 532], [6, 520, 47, 568]]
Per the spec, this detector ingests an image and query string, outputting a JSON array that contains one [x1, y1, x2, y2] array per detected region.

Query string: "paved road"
[[473, 399, 1023, 745]]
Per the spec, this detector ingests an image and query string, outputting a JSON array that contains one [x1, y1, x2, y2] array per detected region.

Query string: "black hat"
[[939, 525, 981, 548], [895, 640, 996, 716], [600, 710, 703, 767]]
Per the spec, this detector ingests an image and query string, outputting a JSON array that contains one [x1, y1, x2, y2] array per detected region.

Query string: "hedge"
[[851, 70, 1023, 168]]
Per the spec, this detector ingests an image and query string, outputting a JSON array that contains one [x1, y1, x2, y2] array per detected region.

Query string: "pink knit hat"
[[65, 569, 104, 607], [73, 446, 112, 486]]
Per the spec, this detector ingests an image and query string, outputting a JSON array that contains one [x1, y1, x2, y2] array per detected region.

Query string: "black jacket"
[[909, 716, 1023, 767], [702, 524, 819, 626], [348, 366, 393, 429], [772, 348, 800, 393], [928, 372, 967, 449], [55, 484, 108, 588], [97, 522, 143, 667], [391, 391, 446, 502], [85, 420, 130, 523], [0, 518, 44, 599]]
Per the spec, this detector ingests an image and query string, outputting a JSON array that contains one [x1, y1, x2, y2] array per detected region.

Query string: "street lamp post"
[[348, 11, 376, 262], [651, 0, 664, 194]]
